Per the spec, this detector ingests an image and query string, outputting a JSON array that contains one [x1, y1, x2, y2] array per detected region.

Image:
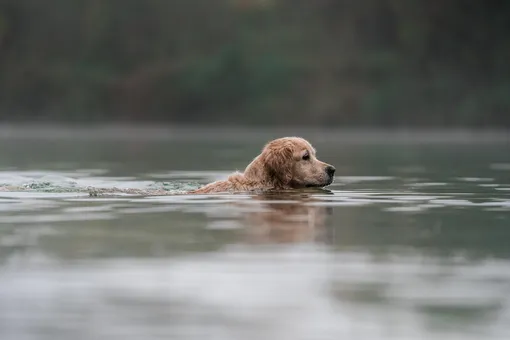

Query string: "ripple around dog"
[[0, 181, 198, 197]]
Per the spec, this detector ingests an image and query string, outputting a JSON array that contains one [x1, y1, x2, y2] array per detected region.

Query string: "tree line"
[[0, 0, 509, 126]]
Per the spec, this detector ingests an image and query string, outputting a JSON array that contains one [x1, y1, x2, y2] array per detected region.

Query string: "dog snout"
[[325, 165, 336, 177]]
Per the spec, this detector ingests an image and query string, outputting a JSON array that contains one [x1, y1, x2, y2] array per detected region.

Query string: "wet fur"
[[190, 137, 334, 194]]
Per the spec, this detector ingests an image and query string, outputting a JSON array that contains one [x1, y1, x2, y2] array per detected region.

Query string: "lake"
[[0, 126, 509, 340]]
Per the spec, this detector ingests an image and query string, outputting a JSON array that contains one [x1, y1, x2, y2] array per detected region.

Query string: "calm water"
[[0, 128, 509, 340]]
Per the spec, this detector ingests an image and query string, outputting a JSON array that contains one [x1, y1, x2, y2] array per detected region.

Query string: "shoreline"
[[0, 123, 509, 144]]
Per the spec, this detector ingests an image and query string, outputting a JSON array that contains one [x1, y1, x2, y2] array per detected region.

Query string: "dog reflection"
[[240, 193, 333, 244]]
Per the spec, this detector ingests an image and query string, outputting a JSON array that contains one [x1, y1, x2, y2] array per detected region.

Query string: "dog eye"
[[302, 152, 310, 160]]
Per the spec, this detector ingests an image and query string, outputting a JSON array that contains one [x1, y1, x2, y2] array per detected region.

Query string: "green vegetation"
[[0, 0, 509, 126]]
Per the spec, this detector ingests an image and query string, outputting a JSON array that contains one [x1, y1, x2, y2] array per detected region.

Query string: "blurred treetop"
[[0, 0, 509, 126]]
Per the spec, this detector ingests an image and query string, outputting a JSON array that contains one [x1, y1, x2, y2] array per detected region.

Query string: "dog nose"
[[326, 165, 336, 176]]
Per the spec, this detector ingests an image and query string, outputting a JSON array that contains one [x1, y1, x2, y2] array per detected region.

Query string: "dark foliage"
[[0, 0, 509, 126]]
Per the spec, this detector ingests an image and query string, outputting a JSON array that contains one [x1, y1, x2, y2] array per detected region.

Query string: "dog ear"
[[262, 143, 294, 186]]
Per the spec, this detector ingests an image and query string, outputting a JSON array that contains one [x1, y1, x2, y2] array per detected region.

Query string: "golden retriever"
[[190, 137, 335, 194]]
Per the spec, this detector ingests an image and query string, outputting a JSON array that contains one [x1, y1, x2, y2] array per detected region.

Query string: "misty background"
[[0, 0, 509, 127]]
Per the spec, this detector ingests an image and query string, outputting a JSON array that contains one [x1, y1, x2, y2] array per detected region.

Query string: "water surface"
[[0, 128, 509, 340]]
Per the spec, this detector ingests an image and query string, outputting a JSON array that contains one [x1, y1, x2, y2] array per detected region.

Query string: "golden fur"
[[190, 137, 335, 194]]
